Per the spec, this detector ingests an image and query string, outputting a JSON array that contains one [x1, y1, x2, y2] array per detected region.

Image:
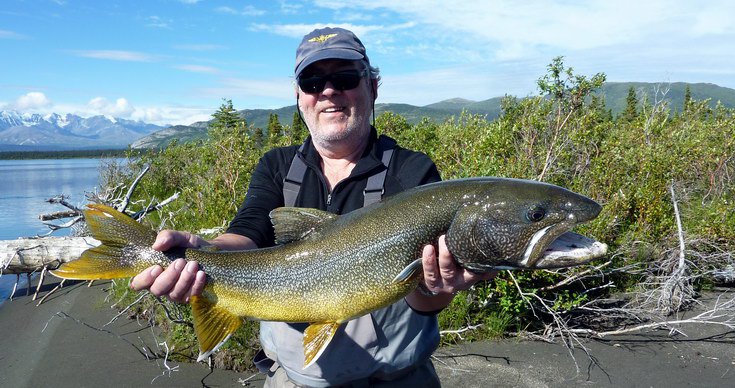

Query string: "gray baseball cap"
[[294, 27, 370, 77]]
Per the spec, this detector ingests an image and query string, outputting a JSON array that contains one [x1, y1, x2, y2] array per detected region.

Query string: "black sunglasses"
[[297, 69, 368, 94]]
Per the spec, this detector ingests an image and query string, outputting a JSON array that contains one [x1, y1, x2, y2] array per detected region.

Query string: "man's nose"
[[321, 80, 340, 95]]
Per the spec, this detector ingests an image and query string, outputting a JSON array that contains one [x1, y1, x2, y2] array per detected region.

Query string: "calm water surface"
[[0, 158, 121, 302]]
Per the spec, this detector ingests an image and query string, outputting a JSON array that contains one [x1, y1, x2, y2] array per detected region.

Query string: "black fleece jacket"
[[226, 127, 441, 247]]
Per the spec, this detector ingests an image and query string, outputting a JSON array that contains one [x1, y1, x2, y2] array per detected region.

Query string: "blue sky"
[[1, 0, 734, 125]]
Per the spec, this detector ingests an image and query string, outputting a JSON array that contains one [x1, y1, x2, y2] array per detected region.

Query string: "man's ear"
[[371, 78, 378, 101]]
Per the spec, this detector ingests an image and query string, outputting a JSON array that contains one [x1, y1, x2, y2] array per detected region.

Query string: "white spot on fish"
[[284, 251, 310, 261]]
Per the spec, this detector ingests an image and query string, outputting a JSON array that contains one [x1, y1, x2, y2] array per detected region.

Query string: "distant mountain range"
[[3, 81, 734, 152], [133, 82, 735, 149], [0, 111, 164, 152]]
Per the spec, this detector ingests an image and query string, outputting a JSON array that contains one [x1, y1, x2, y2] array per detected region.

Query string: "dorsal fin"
[[270, 207, 338, 245]]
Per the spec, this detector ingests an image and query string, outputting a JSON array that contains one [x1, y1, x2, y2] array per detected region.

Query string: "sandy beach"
[[1, 275, 733, 387]]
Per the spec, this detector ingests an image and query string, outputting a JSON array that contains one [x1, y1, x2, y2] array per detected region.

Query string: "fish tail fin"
[[303, 321, 341, 368], [191, 295, 242, 362], [50, 204, 160, 280]]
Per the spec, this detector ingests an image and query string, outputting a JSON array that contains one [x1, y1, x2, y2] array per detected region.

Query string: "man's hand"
[[129, 230, 207, 303], [405, 235, 497, 312], [421, 235, 496, 295]]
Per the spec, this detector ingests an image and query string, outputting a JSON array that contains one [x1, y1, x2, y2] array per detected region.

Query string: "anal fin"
[[190, 295, 242, 362], [303, 321, 341, 368]]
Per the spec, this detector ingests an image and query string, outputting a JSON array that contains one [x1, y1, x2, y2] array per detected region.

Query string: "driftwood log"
[[0, 237, 100, 275]]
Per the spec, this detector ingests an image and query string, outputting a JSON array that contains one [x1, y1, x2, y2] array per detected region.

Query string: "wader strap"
[[283, 144, 307, 207], [363, 138, 395, 206], [282, 137, 396, 207], [253, 349, 276, 374]]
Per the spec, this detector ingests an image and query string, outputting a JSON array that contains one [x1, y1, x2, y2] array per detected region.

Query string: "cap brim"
[[295, 48, 365, 77]]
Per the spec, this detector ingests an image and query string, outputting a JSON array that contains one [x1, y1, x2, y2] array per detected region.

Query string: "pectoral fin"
[[392, 258, 423, 284], [303, 321, 341, 368], [190, 295, 242, 362]]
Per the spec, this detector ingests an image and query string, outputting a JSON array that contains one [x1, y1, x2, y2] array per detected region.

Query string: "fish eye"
[[527, 206, 546, 222]]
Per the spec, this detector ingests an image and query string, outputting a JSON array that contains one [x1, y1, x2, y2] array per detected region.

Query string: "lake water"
[[0, 158, 120, 303]]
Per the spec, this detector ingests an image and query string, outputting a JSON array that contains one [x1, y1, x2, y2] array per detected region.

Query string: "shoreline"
[[0, 275, 248, 387], [1, 274, 733, 387]]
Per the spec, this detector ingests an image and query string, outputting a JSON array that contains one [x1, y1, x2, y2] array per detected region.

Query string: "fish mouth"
[[462, 230, 608, 272], [533, 231, 608, 269]]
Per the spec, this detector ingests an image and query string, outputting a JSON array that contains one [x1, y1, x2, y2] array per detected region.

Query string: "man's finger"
[[188, 270, 207, 301], [130, 265, 162, 291], [148, 259, 184, 297], [421, 244, 440, 290], [168, 261, 198, 302], [436, 236, 457, 281], [153, 230, 202, 251], [152, 230, 179, 251]]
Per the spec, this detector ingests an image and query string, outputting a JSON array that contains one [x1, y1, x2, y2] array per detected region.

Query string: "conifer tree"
[[267, 113, 283, 139], [621, 86, 639, 122], [253, 127, 264, 148], [291, 111, 309, 142], [209, 98, 244, 138], [683, 85, 692, 112]]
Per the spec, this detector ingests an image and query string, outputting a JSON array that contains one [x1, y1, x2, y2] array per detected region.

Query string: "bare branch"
[[440, 324, 484, 340], [39, 210, 81, 221], [104, 292, 149, 327], [119, 164, 150, 213], [539, 261, 612, 291], [131, 192, 180, 221], [46, 195, 83, 213]]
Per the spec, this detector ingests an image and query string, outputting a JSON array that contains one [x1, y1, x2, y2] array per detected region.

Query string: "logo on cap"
[[308, 33, 338, 43]]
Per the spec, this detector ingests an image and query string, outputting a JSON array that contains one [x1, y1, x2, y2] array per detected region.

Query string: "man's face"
[[296, 59, 375, 147]]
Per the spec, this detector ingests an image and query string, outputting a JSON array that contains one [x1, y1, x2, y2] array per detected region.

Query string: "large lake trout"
[[51, 177, 607, 366]]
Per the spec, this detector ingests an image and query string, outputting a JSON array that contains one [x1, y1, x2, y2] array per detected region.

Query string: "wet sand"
[[1, 276, 733, 387]]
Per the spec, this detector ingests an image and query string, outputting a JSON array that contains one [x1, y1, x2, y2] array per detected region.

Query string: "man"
[[131, 27, 494, 387]]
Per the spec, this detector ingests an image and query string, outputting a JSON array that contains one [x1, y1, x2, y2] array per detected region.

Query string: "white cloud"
[[378, 63, 542, 105], [279, 0, 303, 15], [174, 43, 227, 51], [215, 6, 238, 15], [66, 99, 212, 126], [71, 50, 159, 62], [174, 64, 220, 74], [198, 77, 293, 101], [310, 0, 735, 60], [251, 22, 415, 41], [215, 5, 266, 16], [691, 6, 735, 36], [4, 92, 212, 126], [14, 92, 52, 110], [146, 16, 173, 29], [0, 29, 27, 39], [241, 5, 267, 16], [125, 106, 214, 125], [87, 97, 135, 117]]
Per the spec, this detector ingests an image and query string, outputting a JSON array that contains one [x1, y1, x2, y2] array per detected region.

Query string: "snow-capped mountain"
[[0, 111, 165, 151]]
